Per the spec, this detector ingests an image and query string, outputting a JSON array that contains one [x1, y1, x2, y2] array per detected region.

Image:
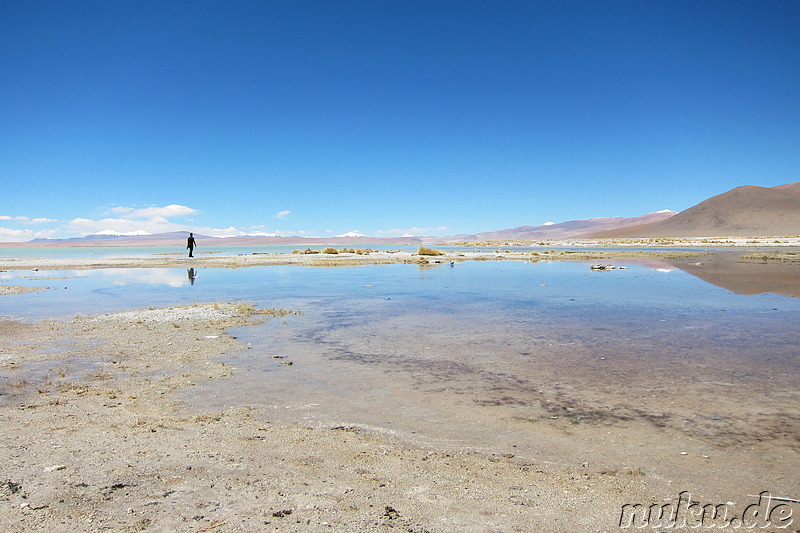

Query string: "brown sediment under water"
[[1, 256, 798, 498], [174, 259, 800, 498]]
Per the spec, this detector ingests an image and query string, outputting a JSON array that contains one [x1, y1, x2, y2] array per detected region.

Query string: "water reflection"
[[665, 252, 800, 298], [586, 254, 800, 298], [2, 258, 799, 493], [174, 259, 800, 496], [96, 268, 190, 288]]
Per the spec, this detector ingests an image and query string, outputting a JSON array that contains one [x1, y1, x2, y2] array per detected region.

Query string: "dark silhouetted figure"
[[187, 268, 197, 285], [187, 233, 196, 257]]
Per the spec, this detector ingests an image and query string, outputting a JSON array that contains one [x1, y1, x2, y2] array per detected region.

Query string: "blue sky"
[[1, 1, 799, 241]]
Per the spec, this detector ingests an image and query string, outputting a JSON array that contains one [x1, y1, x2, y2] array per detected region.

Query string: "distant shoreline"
[[2, 236, 800, 249], [2, 246, 800, 273], [0, 248, 709, 271]]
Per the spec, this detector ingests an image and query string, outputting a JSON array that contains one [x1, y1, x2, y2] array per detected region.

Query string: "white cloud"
[[376, 226, 449, 237], [0, 203, 325, 243], [242, 232, 285, 237], [94, 229, 152, 236], [109, 204, 198, 220], [94, 268, 190, 287], [0, 215, 58, 225], [62, 204, 201, 237], [0, 227, 57, 242], [274, 229, 319, 237], [0, 227, 35, 240], [204, 226, 242, 238], [67, 217, 182, 236]]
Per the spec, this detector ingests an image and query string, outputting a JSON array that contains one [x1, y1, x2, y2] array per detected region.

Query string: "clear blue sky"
[[2, 0, 799, 241]]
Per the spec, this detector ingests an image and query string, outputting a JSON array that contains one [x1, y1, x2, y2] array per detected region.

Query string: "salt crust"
[[91, 303, 241, 323]]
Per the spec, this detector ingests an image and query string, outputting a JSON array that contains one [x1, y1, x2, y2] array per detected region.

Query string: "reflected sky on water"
[[2, 259, 798, 322], [2, 259, 799, 489]]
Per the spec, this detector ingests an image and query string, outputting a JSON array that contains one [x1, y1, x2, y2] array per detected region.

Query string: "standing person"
[[187, 232, 196, 258]]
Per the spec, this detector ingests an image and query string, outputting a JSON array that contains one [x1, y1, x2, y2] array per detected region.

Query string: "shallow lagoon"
[[2, 259, 799, 494], [3, 257, 796, 320]]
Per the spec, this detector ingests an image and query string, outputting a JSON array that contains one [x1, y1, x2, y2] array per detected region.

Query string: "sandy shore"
[[1, 302, 798, 531], [0, 302, 705, 533], [0, 248, 711, 272], [2, 252, 798, 531]]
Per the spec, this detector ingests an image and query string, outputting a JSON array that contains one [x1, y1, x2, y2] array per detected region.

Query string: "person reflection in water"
[[187, 232, 197, 258], [187, 268, 197, 285]]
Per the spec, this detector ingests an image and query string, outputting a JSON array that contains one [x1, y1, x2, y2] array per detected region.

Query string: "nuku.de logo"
[[619, 491, 795, 529]]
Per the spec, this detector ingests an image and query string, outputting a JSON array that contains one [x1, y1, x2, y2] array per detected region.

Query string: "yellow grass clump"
[[417, 246, 445, 256]]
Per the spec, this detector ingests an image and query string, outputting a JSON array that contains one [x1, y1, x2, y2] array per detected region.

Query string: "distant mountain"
[[16, 232, 422, 247], [30, 234, 124, 242], [593, 182, 800, 238], [10, 212, 678, 247], [8, 181, 799, 247], [28, 231, 204, 246], [430, 211, 677, 242]]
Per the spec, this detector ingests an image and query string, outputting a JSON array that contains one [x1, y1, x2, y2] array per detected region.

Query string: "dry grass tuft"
[[417, 246, 445, 256], [740, 252, 800, 262]]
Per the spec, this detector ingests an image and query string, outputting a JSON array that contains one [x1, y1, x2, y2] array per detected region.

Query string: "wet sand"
[[1, 251, 799, 531], [0, 248, 709, 272], [0, 304, 690, 533]]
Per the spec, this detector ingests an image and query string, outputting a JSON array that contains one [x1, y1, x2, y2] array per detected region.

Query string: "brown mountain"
[[431, 211, 677, 242], [592, 181, 800, 238]]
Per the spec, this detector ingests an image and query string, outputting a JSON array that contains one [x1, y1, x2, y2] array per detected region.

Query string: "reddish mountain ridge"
[[592, 182, 800, 238], [6, 181, 798, 246], [8, 214, 679, 247], [433, 211, 676, 242]]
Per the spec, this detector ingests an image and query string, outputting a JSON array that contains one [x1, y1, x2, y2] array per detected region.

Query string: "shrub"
[[418, 246, 445, 256], [322, 247, 339, 254]]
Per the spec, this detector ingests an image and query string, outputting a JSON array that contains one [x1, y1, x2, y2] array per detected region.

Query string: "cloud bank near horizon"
[[0, 201, 676, 243], [0, 204, 456, 242]]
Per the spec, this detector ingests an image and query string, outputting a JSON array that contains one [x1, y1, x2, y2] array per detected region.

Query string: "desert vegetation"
[[417, 246, 446, 256], [740, 251, 800, 262], [292, 247, 380, 255]]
